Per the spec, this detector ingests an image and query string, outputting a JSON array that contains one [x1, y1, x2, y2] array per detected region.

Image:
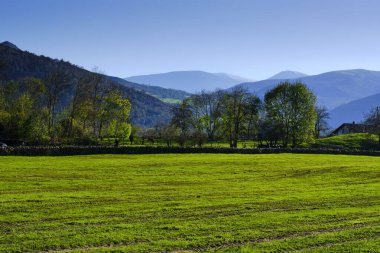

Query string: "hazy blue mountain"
[[328, 92, 380, 129], [234, 69, 380, 110], [268, 70, 308, 80], [125, 70, 250, 93], [0, 41, 172, 127], [214, 73, 253, 83]]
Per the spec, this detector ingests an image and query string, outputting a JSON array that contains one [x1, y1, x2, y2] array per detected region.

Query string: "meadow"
[[0, 154, 379, 252]]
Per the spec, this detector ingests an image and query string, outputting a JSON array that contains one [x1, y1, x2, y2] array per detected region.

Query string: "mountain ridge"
[[328, 92, 380, 129], [268, 70, 308, 80], [125, 70, 250, 93]]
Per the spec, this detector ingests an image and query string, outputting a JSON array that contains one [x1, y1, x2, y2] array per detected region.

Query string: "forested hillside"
[[0, 42, 172, 128], [108, 76, 190, 102]]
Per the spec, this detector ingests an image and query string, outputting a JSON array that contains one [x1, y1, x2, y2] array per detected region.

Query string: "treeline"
[[139, 81, 329, 148], [0, 68, 132, 145]]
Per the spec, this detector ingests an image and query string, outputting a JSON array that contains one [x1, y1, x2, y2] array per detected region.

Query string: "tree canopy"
[[264, 82, 317, 147]]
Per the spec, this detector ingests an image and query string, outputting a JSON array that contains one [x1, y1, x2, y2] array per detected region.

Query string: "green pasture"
[[0, 154, 379, 252]]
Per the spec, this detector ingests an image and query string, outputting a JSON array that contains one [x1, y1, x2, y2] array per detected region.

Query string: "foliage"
[[265, 81, 317, 147], [171, 100, 193, 146], [0, 154, 379, 252], [0, 72, 132, 145], [221, 88, 261, 147]]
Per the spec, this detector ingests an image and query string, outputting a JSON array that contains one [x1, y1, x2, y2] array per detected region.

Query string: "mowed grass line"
[[0, 154, 379, 252]]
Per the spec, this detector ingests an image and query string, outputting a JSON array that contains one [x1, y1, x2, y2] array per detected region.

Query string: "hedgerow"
[[0, 146, 379, 156]]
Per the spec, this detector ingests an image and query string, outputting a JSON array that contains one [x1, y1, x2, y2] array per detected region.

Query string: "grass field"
[[0, 154, 379, 252]]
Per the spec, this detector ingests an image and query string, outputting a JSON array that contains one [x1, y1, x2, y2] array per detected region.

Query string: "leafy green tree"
[[0, 78, 49, 143], [104, 91, 132, 146], [264, 82, 317, 147]]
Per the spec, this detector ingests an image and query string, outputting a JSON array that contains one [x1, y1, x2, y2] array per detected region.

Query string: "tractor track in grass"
[[41, 221, 379, 253], [207, 222, 380, 252], [288, 234, 380, 252]]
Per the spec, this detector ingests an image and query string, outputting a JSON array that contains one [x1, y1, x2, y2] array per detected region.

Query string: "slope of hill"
[[0, 41, 172, 127], [312, 133, 378, 150], [268, 70, 308, 80], [328, 92, 380, 128], [108, 76, 190, 102], [125, 70, 249, 93], [234, 69, 380, 110]]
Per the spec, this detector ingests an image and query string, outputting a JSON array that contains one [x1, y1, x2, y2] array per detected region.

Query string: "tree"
[[365, 106, 380, 149], [189, 90, 224, 141], [315, 106, 330, 138], [258, 118, 283, 147], [244, 95, 262, 140], [221, 88, 260, 148], [264, 82, 317, 147], [0, 78, 48, 143], [161, 124, 178, 147], [171, 100, 193, 146], [43, 68, 71, 139]]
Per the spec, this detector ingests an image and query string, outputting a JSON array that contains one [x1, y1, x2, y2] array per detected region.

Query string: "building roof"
[[331, 122, 374, 135]]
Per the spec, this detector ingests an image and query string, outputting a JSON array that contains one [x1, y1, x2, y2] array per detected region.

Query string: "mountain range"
[[328, 92, 380, 128], [125, 70, 252, 93], [1, 41, 380, 131], [233, 69, 380, 111]]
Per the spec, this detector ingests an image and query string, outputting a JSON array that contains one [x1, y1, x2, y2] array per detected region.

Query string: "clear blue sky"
[[1, 0, 379, 80]]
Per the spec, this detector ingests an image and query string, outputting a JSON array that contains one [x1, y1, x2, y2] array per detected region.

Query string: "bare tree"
[[365, 106, 380, 149], [315, 105, 330, 138], [189, 89, 224, 141]]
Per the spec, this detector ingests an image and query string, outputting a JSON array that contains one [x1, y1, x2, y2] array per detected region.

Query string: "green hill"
[[312, 133, 378, 150]]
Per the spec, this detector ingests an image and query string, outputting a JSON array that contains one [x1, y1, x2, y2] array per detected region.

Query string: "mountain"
[[328, 93, 380, 129], [125, 70, 250, 93], [234, 69, 380, 110], [0, 41, 172, 127], [214, 73, 253, 83], [268, 70, 308, 80]]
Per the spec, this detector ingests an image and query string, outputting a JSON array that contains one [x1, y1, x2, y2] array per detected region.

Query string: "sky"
[[1, 0, 380, 80]]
